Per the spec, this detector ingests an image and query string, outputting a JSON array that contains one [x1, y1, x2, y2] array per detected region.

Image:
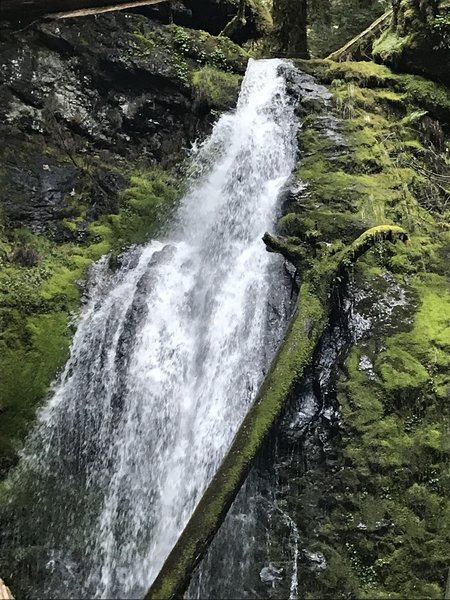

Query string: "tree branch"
[[220, 0, 246, 38]]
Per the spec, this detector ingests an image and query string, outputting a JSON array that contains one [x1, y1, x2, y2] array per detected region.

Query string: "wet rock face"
[[2, 154, 78, 233], [0, 12, 208, 233], [0, 14, 196, 160]]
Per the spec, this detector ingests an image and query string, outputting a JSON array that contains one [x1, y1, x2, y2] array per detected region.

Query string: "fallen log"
[[327, 9, 393, 62], [145, 224, 408, 600], [0, 0, 167, 20]]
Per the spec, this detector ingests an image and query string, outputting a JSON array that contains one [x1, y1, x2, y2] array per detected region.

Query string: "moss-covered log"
[[0, 0, 166, 19], [146, 225, 407, 600], [336, 224, 408, 273], [327, 9, 393, 62]]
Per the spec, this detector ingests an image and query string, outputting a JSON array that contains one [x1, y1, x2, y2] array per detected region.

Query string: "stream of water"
[[1, 58, 299, 598]]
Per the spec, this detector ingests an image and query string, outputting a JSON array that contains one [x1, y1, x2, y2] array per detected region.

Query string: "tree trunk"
[[273, 0, 309, 58]]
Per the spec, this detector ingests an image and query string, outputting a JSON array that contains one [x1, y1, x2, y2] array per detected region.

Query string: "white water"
[[8, 59, 299, 598]]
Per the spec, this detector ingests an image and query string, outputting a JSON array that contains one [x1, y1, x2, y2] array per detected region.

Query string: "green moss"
[[379, 274, 450, 400], [285, 59, 450, 599], [372, 28, 413, 63], [303, 58, 399, 88], [372, 0, 450, 85], [331, 271, 450, 597], [111, 169, 179, 249], [297, 59, 450, 121], [192, 66, 241, 110], [0, 306, 73, 475], [378, 346, 430, 391], [401, 74, 450, 119], [278, 211, 367, 245]]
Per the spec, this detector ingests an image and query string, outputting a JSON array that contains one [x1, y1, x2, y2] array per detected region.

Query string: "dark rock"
[[0, 13, 206, 163], [0, 12, 224, 234], [0, 152, 79, 233], [300, 549, 327, 572], [88, 168, 128, 219], [259, 564, 284, 586]]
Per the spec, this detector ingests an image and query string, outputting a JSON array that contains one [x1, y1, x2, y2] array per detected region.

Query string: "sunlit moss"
[[192, 66, 241, 110]]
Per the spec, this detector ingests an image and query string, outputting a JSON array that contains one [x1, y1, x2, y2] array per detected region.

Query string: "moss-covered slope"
[[279, 58, 450, 599]]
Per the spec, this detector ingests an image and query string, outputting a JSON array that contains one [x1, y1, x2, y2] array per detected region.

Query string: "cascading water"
[[1, 59, 299, 598]]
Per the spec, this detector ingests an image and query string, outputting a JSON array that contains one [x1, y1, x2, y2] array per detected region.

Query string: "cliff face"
[[0, 10, 247, 477]]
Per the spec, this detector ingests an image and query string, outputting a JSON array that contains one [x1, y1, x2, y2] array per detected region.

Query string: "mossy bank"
[[274, 57, 450, 598]]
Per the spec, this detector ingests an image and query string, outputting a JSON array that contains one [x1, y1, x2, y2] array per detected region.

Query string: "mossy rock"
[[192, 66, 242, 111], [372, 0, 450, 85], [295, 58, 450, 122]]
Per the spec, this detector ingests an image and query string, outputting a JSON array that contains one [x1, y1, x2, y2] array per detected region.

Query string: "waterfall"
[[1, 58, 299, 599]]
